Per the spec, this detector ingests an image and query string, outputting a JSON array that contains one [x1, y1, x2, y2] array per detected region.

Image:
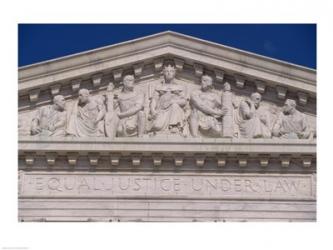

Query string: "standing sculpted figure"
[[31, 95, 67, 137], [189, 75, 227, 137], [236, 92, 271, 138], [67, 88, 106, 137], [272, 99, 310, 139], [105, 75, 145, 137], [149, 65, 188, 135]]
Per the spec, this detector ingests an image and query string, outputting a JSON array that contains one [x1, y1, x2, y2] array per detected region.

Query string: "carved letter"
[[47, 177, 62, 192], [160, 178, 171, 191], [133, 178, 142, 191], [192, 178, 203, 191], [220, 179, 231, 191], [119, 177, 130, 190]]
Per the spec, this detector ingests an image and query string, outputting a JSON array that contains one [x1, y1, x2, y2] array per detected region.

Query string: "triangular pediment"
[[18, 31, 316, 140], [19, 31, 316, 94], [17, 31, 317, 224]]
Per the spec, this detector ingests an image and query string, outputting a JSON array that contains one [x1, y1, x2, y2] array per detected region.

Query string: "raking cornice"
[[18, 31, 316, 96]]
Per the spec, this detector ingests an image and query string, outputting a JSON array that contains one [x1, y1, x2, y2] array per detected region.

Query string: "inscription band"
[[19, 172, 315, 201]]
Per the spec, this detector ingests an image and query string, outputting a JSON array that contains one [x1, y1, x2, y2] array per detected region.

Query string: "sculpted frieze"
[[148, 65, 189, 136], [272, 99, 313, 139], [105, 74, 145, 138], [22, 64, 315, 140], [66, 89, 106, 137], [30, 95, 67, 137], [235, 92, 271, 139], [189, 75, 227, 137]]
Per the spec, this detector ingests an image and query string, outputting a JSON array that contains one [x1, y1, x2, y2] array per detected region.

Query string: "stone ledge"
[[18, 199, 316, 222], [19, 137, 316, 156]]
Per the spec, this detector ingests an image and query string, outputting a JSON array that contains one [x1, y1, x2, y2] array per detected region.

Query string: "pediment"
[[17, 31, 317, 223], [19, 31, 316, 95], [18, 31, 316, 140]]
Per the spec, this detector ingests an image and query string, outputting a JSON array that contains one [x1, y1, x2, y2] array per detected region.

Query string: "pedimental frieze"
[[18, 62, 316, 141], [19, 32, 315, 97]]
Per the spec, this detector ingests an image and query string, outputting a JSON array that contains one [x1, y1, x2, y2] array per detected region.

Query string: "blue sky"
[[18, 24, 316, 69]]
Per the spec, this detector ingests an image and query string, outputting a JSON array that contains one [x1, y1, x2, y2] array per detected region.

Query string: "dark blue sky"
[[18, 24, 316, 69]]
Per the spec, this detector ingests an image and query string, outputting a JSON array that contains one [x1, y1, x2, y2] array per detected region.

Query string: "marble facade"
[[18, 31, 316, 222]]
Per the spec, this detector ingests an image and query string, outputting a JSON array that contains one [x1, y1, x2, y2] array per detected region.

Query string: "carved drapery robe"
[[236, 100, 271, 138], [273, 110, 310, 139], [67, 98, 105, 137], [31, 105, 67, 137], [190, 90, 222, 136], [150, 82, 188, 134]]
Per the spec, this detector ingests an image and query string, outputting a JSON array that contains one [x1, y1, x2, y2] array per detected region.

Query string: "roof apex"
[[19, 30, 315, 72], [18, 31, 316, 97]]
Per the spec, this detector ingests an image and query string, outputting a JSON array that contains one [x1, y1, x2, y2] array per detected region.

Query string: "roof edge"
[[19, 31, 316, 73]]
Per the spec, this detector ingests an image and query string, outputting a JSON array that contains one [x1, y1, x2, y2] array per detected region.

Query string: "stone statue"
[[30, 95, 67, 137], [105, 75, 145, 137], [272, 99, 310, 139], [149, 65, 188, 135], [221, 82, 234, 138], [236, 92, 271, 138], [66, 89, 106, 137], [189, 75, 227, 137]]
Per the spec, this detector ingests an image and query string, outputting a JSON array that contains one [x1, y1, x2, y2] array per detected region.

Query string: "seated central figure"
[[149, 65, 188, 135]]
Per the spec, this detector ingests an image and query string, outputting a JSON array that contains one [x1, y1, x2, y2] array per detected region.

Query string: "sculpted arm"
[[172, 90, 187, 107], [191, 91, 220, 116], [239, 100, 255, 119], [118, 93, 144, 118], [50, 112, 67, 131]]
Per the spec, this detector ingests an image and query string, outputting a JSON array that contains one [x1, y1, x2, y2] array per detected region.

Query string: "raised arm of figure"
[[191, 91, 220, 116]]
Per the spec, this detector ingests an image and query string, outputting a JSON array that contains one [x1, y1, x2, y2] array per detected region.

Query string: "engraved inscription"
[[20, 173, 315, 200]]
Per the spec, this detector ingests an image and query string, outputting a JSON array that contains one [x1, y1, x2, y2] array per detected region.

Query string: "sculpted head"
[[123, 74, 135, 91], [250, 92, 262, 108], [78, 89, 90, 104], [223, 82, 231, 92], [53, 95, 66, 110], [163, 65, 176, 82], [283, 99, 297, 114], [201, 75, 213, 91]]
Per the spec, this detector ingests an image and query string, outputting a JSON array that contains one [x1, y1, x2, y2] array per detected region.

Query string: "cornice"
[[18, 137, 316, 171], [18, 31, 316, 97], [19, 136, 316, 157]]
